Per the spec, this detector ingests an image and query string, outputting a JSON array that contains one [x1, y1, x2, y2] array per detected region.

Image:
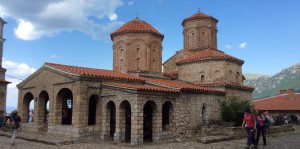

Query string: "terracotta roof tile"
[[177, 49, 244, 65], [111, 18, 163, 38], [143, 77, 224, 94], [44, 63, 144, 81], [163, 70, 178, 79], [253, 93, 300, 111], [102, 82, 179, 93], [182, 11, 218, 25]]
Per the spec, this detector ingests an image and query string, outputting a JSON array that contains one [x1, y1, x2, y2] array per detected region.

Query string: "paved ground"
[[1, 126, 300, 149]]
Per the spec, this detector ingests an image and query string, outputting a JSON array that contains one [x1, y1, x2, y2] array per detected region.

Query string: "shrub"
[[220, 96, 253, 126], [221, 103, 235, 122]]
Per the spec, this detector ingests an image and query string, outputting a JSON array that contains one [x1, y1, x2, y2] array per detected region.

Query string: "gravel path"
[[1, 126, 300, 149]]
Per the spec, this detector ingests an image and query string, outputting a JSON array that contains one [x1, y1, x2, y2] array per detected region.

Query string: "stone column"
[[100, 102, 108, 139], [131, 103, 143, 145], [152, 106, 162, 142], [114, 107, 122, 143], [34, 96, 44, 132]]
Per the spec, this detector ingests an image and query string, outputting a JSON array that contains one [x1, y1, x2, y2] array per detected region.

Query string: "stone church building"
[[17, 11, 253, 145]]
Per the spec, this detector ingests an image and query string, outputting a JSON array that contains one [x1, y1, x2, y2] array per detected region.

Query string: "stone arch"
[[38, 90, 49, 125], [22, 92, 34, 123], [129, 39, 147, 71], [200, 29, 208, 48], [114, 41, 127, 72], [201, 75, 205, 83], [214, 70, 221, 81], [236, 72, 240, 84], [119, 100, 131, 142], [143, 100, 158, 142], [88, 95, 99, 125], [228, 70, 233, 82], [149, 41, 162, 72], [187, 29, 197, 48], [162, 101, 174, 132], [56, 88, 73, 125], [106, 101, 116, 138], [202, 103, 207, 124]]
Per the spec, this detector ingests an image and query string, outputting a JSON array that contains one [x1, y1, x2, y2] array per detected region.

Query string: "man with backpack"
[[9, 110, 21, 146]]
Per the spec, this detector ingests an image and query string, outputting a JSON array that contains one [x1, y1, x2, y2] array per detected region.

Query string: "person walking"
[[242, 108, 257, 149], [10, 110, 21, 146], [255, 111, 267, 146], [0, 111, 5, 129]]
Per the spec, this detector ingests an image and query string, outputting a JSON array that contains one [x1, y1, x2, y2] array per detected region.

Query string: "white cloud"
[[225, 44, 233, 49], [109, 13, 118, 21], [0, 0, 124, 40], [3, 59, 36, 108], [49, 54, 61, 58], [239, 42, 247, 49]]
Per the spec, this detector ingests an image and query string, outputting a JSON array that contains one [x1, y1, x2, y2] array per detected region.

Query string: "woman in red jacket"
[[242, 108, 257, 149]]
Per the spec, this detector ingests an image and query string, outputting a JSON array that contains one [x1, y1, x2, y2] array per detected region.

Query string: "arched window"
[[191, 32, 195, 47], [201, 75, 205, 83], [236, 72, 240, 83]]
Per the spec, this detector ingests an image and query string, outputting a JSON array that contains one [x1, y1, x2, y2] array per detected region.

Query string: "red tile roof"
[[253, 93, 300, 111], [143, 77, 225, 94], [182, 11, 218, 25], [199, 82, 254, 92], [181, 49, 197, 55], [177, 49, 244, 65], [44, 63, 144, 81], [102, 82, 179, 93], [163, 70, 178, 79], [111, 18, 163, 39]]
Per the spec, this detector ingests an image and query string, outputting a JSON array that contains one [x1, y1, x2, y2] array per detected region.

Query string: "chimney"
[[288, 89, 295, 100], [280, 89, 287, 95]]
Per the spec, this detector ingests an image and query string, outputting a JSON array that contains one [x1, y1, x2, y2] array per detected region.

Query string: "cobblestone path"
[[1, 126, 300, 149]]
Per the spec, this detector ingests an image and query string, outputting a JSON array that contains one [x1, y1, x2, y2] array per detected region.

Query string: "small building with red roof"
[[16, 10, 253, 145], [253, 89, 300, 115]]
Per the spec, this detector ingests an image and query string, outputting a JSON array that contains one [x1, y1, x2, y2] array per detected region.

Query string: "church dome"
[[111, 18, 164, 39], [182, 11, 218, 25]]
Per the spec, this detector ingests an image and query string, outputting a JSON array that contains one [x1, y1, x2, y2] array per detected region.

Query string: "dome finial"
[[135, 12, 139, 19], [198, 7, 201, 12]]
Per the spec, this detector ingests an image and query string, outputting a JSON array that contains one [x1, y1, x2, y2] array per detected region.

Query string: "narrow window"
[[201, 75, 205, 83]]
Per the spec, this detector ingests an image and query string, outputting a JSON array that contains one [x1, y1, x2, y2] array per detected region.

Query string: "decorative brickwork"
[[111, 18, 163, 75]]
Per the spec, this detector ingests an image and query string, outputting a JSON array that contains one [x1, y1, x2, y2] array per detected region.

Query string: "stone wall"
[[0, 84, 7, 112], [225, 88, 253, 101], [178, 60, 243, 85], [175, 93, 225, 132], [163, 51, 190, 73]]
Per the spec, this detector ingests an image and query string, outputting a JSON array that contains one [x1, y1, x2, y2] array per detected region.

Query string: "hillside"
[[244, 63, 300, 99]]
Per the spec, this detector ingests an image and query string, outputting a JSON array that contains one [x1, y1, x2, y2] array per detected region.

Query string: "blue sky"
[[1, 0, 300, 108]]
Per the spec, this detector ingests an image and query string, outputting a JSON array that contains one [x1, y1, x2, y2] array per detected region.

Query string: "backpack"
[[8, 116, 18, 129], [265, 118, 270, 127]]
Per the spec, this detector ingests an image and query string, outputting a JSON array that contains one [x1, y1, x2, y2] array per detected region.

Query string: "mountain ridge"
[[244, 62, 300, 99]]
